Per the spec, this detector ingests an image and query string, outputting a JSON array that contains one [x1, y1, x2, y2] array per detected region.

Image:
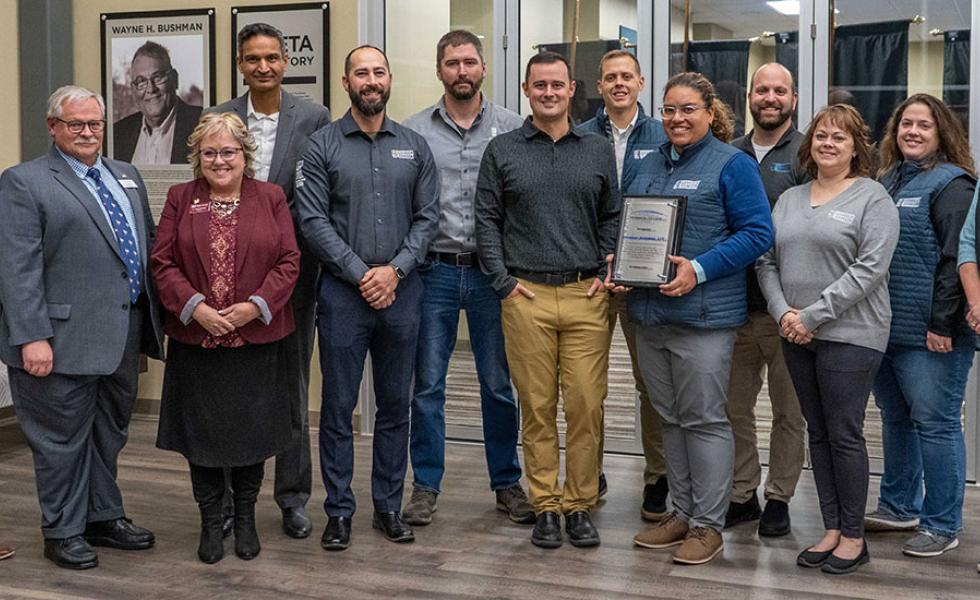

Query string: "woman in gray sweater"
[[756, 104, 899, 575]]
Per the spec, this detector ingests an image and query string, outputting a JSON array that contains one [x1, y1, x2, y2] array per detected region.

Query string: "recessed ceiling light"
[[767, 1, 800, 15]]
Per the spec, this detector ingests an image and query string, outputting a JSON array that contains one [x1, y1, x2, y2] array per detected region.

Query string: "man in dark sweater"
[[476, 52, 621, 550], [725, 62, 809, 536]]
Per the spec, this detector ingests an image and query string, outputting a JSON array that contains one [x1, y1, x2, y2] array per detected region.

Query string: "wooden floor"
[[1, 418, 978, 600]]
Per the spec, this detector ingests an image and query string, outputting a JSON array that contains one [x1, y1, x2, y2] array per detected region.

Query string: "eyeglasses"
[[659, 104, 708, 119], [55, 118, 105, 134], [131, 69, 173, 92], [200, 147, 243, 162]]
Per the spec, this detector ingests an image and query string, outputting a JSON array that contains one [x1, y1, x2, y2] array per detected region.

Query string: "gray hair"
[[46, 86, 106, 119]]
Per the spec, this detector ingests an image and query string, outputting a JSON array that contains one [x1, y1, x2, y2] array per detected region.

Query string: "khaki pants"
[[725, 311, 806, 504], [500, 278, 610, 514], [600, 293, 667, 484]]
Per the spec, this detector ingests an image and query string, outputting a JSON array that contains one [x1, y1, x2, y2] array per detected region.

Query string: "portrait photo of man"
[[112, 40, 203, 165]]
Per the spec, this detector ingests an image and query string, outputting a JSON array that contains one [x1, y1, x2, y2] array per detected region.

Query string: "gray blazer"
[[210, 90, 331, 213], [0, 146, 164, 375]]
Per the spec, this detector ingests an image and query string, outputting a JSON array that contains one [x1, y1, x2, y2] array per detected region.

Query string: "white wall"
[[599, 0, 637, 41]]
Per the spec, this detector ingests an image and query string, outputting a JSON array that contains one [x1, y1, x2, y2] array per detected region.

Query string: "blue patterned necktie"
[[86, 167, 142, 303]]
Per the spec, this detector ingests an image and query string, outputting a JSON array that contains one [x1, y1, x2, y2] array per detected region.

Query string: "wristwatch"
[[389, 264, 406, 280]]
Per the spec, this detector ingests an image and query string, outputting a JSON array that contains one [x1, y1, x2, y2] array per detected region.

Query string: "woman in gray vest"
[[757, 104, 899, 575], [865, 94, 977, 558], [627, 72, 774, 565]]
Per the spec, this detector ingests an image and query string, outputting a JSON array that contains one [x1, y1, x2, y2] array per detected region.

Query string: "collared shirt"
[[610, 108, 639, 182], [247, 93, 280, 182], [131, 104, 177, 165], [57, 148, 141, 258], [295, 110, 440, 285], [475, 118, 621, 298], [403, 95, 523, 253]]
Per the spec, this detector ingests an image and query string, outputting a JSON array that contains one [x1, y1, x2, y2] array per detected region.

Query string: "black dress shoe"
[[84, 518, 155, 550], [759, 499, 792, 537], [372, 511, 415, 543], [797, 546, 835, 568], [321, 516, 352, 551], [282, 507, 312, 539], [822, 540, 870, 575], [565, 511, 600, 548], [531, 511, 562, 549], [723, 491, 762, 529], [641, 476, 669, 521], [44, 536, 98, 570]]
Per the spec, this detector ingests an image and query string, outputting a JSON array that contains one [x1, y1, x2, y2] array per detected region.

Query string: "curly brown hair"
[[798, 104, 873, 178], [663, 72, 735, 143], [876, 93, 976, 178]]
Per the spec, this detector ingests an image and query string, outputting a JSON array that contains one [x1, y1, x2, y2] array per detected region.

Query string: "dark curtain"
[[943, 29, 970, 134], [832, 20, 909, 142], [670, 40, 751, 138], [537, 39, 621, 123], [774, 31, 799, 87]]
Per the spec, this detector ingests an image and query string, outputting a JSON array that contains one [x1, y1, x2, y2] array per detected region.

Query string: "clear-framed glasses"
[[200, 147, 243, 162], [55, 118, 105, 134], [131, 69, 173, 92], [659, 104, 708, 119]]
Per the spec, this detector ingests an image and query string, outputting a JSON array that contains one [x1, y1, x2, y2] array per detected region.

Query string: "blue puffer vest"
[[880, 161, 972, 348], [626, 132, 748, 329]]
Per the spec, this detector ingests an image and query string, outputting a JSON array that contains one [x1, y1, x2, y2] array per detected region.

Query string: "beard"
[[750, 103, 794, 131], [447, 75, 483, 101], [349, 84, 390, 117]]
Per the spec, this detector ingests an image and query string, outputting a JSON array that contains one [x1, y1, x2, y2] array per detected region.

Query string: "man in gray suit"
[[0, 85, 164, 569], [211, 22, 331, 539]]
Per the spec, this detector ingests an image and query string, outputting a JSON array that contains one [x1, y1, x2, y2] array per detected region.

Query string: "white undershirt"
[[752, 141, 775, 163], [247, 94, 280, 182], [131, 105, 177, 165], [610, 108, 639, 183]]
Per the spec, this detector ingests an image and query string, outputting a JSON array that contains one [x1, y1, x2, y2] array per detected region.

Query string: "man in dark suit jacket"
[[210, 22, 330, 540], [112, 40, 203, 165], [0, 86, 164, 570]]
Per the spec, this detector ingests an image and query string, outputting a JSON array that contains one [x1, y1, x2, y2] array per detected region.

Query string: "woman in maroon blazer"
[[150, 112, 299, 564]]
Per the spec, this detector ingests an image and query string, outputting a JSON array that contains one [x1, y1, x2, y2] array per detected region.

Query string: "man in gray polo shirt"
[[400, 30, 533, 527], [725, 62, 809, 536]]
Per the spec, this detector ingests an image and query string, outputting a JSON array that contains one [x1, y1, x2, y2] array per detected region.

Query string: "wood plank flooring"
[[1, 418, 978, 599]]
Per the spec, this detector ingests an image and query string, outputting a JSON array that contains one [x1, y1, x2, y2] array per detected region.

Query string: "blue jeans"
[[316, 270, 422, 517], [872, 346, 973, 537], [410, 261, 522, 493]]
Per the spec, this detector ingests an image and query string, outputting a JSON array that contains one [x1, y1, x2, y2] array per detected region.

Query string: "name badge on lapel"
[[189, 198, 209, 214]]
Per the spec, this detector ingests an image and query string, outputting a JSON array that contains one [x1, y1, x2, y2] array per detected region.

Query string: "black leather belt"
[[430, 251, 476, 267], [510, 268, 599, 286]]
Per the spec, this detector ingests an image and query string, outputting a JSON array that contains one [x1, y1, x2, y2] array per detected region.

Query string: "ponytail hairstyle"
[[663, 71, 735, 143]]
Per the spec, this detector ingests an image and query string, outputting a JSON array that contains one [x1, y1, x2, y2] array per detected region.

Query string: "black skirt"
[[157, 338, 293, 468]]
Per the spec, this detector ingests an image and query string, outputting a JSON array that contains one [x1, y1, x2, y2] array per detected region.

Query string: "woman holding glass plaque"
[[626, 72, 773, 566]]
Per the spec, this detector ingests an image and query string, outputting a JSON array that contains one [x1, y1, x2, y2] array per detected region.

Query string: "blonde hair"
[[186, 112, 257, 179]]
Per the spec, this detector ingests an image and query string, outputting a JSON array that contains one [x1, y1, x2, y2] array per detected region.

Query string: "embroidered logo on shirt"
[[770, 162, 792, 173], [828, 210, 856, 225], [673, 179, 701, 190], [491, 127, 498, 137], [633, 149, 655, 160], [896, 196, 921, 208], [391, 149, 415, 160], [295, 160, 305, 188]]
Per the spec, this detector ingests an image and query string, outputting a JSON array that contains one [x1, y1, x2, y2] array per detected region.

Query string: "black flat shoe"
[[44, 536, 98, 570], [641, 476, 669, 522], [84, 517, 155, 550], [797, 546, 834, 568], [282, 507, 312, 539], [531, 511, 562, 549], [565, 511, 600, 547], [320, 516, 352, 551], [724, 491, 762, 529], [372, 511, 414, 543], [821, 540, 870, 575]]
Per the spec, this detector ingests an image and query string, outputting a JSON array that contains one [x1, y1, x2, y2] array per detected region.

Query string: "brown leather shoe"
[[633, 511, 689, 549], [672, 526, 723, 565], [0, 546, 14, 560]]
